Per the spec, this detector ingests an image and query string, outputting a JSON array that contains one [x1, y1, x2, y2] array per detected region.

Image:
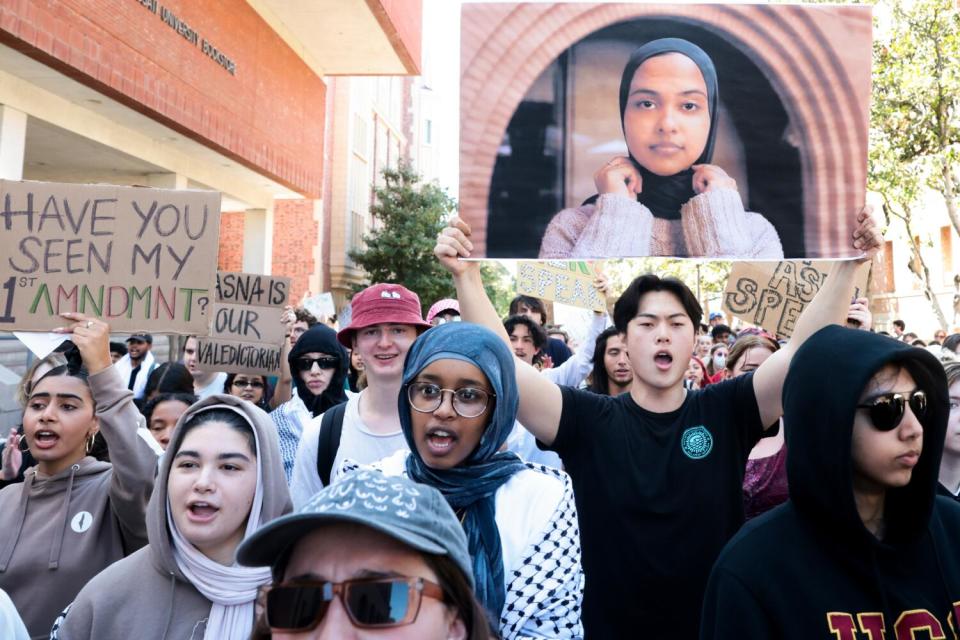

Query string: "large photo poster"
[[459, 3, 872, 260]]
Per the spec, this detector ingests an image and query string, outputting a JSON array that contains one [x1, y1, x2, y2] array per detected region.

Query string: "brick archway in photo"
[[459, 3, 871, 258]]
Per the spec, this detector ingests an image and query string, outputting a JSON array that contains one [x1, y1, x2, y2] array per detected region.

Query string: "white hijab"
[[165, 419, 272, 640]]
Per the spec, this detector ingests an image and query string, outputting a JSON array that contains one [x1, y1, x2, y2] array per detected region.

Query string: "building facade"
[[0, 0, 423, 425], [0, 0, 423, 301]]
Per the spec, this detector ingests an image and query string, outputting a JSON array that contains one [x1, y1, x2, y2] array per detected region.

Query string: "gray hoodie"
[[59, 394, 292, 639], [0, 366, 157, 640]]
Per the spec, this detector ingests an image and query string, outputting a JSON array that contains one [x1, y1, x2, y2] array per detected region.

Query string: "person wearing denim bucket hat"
[[290, 283, 432, 507], [239, 471, 494, 639]]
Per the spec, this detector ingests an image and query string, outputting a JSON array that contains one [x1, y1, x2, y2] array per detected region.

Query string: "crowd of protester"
[[2, 204, 960, 639]]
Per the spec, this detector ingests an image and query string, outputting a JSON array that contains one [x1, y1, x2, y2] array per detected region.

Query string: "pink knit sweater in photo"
[[538, 189, 784, 260]]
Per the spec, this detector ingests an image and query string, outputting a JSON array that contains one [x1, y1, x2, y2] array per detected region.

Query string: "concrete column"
[[243, 206, 273, 274], [143, 172, 188, 189], [0, 105, 27, 180]]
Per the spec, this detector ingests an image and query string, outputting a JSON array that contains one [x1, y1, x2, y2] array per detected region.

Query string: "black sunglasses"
[[855, 390, 927, 431], [232, 379, 264, 389], [264, 576, 445, 631], [294, 356, 339, 372]]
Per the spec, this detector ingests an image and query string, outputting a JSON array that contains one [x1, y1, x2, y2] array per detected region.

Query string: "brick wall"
[[217, 211, 244, 272], [0, 0, 326, 196], [272, 199, 319, 302]]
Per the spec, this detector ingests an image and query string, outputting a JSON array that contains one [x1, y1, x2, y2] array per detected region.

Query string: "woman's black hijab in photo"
[[288, 324, 348, 417], [586, 37, 719, 220]]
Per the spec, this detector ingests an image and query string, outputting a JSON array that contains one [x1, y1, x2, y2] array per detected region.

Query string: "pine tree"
[[350, 162, 512, 316]]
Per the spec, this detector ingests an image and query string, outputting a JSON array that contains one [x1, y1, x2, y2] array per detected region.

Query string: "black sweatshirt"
[[701, 325, 960, 639]]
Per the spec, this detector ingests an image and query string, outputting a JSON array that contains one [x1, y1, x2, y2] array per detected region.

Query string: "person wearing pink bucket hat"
[[336, 283, 432, 348], [290, 284, 431, 507], [426, 298, 461, 326]]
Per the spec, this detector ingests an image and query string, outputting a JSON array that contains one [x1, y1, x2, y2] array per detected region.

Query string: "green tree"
[[349, 162, 512, 315], [603, 258, 731, 315], [870, 0, 959, 329]]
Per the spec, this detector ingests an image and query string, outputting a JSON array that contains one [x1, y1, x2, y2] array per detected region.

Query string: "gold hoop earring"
[[85, 433, 96, 454], [18, 435, 30, 453]]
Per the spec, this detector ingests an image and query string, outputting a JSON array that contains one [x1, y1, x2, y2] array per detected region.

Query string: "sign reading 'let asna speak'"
[[723, 260, 870, 338], [516, 261, 605, 312], [0, 180, 221, 334]]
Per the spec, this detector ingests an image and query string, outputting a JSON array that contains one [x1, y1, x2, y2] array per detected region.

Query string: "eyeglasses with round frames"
[[407, 381, 494, 418]]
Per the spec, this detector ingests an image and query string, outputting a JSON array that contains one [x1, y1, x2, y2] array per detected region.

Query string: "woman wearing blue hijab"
[[339, 322, 583, 639], [539, 37, 783, 260]]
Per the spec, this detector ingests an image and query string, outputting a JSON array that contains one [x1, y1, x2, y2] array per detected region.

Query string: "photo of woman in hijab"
[[538, 38, 784, 260]]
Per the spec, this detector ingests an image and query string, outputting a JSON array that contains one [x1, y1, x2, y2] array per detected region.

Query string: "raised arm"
[[751, 207, 882, 427], [436, 219, 564, 446], [57, 313, 158, 551], [270, 306, 296, 409]]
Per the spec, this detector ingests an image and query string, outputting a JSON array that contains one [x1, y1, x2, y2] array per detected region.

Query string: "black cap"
[[126, 333, 153, 344]]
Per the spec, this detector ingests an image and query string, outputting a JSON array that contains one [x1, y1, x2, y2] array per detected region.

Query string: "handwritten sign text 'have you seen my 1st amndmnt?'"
[[0, 180, 221, 334]]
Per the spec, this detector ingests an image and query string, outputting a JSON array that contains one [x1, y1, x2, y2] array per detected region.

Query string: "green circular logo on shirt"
[[681, 426, 713, 459]]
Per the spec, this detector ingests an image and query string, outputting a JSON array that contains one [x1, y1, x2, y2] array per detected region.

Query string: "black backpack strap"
[[316, 401, 348, 486]]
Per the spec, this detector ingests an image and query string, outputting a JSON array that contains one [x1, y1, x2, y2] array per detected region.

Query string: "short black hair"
[[711, 324, 732, 341], [893, 319, 905, 330], [504, 314, 547, 349], [614, 274, 702, 334], [109, 342, 127, 357], [509, 295, 548, 325], [142, 392, 198, 424], [144, 362, 195, 399]]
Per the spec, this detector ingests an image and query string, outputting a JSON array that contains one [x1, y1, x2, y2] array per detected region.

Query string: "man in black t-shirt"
[[435, 210, 881, 638]]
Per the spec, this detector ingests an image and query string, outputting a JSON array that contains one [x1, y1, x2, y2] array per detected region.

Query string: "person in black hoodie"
[[269, 324, 348, 482], [701, 325, 960, 639]]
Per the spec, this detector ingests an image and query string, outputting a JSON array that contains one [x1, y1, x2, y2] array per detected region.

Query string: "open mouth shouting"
[[424, 427, 459, 458], [186, 499, 220, 524], [32, 429, 61, 450], [654, 350, 674, 371]]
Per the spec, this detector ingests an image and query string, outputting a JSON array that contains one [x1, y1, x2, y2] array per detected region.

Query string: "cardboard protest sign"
[[723, 261, 870, 338], [516, 261, 605, 312], [303, 292, 336, 321], [460, 3, 872, 261], [196, 272, 290, 376], [0, 180, 220, 334]]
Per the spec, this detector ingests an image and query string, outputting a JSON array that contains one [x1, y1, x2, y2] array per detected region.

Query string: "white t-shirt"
[[289, 392, 408, 508], [194, 372, 228, 400]]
